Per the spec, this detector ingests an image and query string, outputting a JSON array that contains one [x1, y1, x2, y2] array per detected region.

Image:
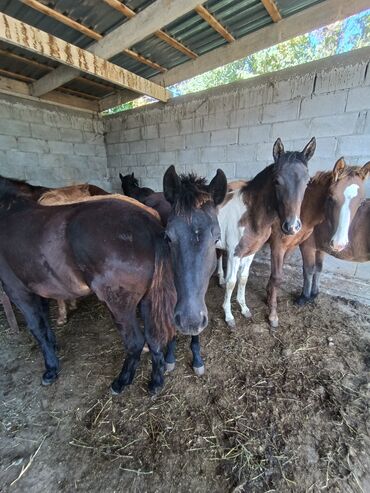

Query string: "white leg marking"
[[217, 254, 225, 286], [236, 254, 255, 318], [222, 254, 241, 326], [331, 184, 359, 250]]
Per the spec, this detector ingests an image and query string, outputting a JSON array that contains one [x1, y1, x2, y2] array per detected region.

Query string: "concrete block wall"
[[105, 48, 370, 198], [0, 94, 109, 190]]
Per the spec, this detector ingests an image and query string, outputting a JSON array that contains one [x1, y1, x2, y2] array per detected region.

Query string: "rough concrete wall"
[[0, 94, 110, 190], [104, 48, 370, 281], [104, 48, 370, 198]]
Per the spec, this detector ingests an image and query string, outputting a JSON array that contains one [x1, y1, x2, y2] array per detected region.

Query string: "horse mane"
[[243, 164, 274, 194], [311, 165, 364, 187], [174, 173, 210, 213]]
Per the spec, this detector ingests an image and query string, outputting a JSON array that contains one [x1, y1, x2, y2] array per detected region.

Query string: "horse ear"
[[119, 173, 124, 183], [273, 138, 284, 163], [163, 165, 181, 204], [208, 169, 227, 206], [131, 172, 134, 178], [301, 137, 316, 163], [333, 157, 346, 181], [360, 161, 370, 180]]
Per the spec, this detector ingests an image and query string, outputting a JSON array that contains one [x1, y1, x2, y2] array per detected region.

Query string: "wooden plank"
[[0, 13, 170, 102], [103, 0, 198, 59], [20, 0, 167, 73], [154, 30, 197, 59], [0, 75, 99, 112], [152, 0, 370, 88], [260, 0, 282, 23], [195, 5, 235, 42], [0, 283, 19, 333], [31, 0, 205, 96]]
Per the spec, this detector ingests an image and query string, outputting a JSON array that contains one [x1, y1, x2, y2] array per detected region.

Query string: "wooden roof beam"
[[30, 0, 205, 96], [0, 74, 98, 112], [20, 0, 167, 73], [0, 13, 170, 101], [195, 5, 235, 42], [261, 0, 282, 23], [103, 0, 197, 59]]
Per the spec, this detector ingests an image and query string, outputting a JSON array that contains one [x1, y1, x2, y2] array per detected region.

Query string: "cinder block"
[[0, 135, 17, 150], [73, 143, 97, 156], [121, 127, 141, 142], [164, 135, 185, 151], [177, 148, 199, 165], [158, 151, 176, 165], [300, 91, 347, 118], [315, 63, 367, 94], [83, 131, 105, 145], [210, 128, 238, 145], [95, 145, 107, 158], [226, 144, 256, 162], [272, 74, 315, 103], [147, 165, 170, 178], [105, 130, 121, 144], [236, 161, 263, 179], [239, 84, 273, 109], [206, 162, 235, 180], [179, 119, 193, 134], [0, 120, 31, 137], [239, 124, 271, 144], [229, 106, 262, 128], [142, 177, 161, 191], [262, 99, 300, 123], [125, 112, 143, 129], [18, 137, 49, 153], [6, 150, 39, 168], [119, 154, 138, 167], [107, 155, 122, 168], [38, 153, 66, 168], [48, 141, 74, 155], [185, 132, 210, 148], [0, 153, 26, 179], [185, 163, 208, 176], [146, 138, 164, 152], [137, 152, 159, 166], [142, 124, 159, 140], [88, 156, 108, 171], [311, 114, 358, 138], [271, 119, 311, 141], [346, 86, 370, 112], [59, 127, 84, 143], [159, 121, 180, 137], [313, 137, 337, 158], [200, 146, 227, 163], [203, 114, 229, 132], [129, 140, 147, 154], [337, 135, 370, 156]]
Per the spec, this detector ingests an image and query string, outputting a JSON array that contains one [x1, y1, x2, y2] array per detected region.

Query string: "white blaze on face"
[[331, 184, 359, 250]]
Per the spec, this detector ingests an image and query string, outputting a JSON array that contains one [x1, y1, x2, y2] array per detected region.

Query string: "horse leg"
[[267, 246, 285, 329], [40, 297, 57, 350], [296, 239, 316, 306], [69, 299, 77, 311], [140, 298, 165, 395], [165, 337, 177, 372], [236, 254, 255, 318], [217, 252, 225, 287], [5, 286, 59, 385], [190, 335, 205, 376], [222, 253, 241, 330], [56, 299, 67, 326], [311, 250, 325, 300]]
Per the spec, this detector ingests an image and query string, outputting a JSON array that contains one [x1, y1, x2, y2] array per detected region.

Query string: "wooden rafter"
[[103, 0, 197, 59], [20, 0, 167, 73], [0, 13, 170, 101], [195, 5, 235, 42], [260, 0, 282, 23], [0, 75, 98, 112], [0, 48, 114, 93]]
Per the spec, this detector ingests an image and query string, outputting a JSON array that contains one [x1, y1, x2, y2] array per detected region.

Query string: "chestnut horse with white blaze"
[[217, 137, 315, 329], [296, 158, 370, 305]]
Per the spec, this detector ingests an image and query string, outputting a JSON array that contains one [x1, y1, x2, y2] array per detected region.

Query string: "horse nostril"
[[282, 221, 290, 234], [174, 313, 181, 328], [201, 314, 208, 328]]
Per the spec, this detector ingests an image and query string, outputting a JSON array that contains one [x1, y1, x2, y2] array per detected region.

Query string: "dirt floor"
[[0, 262, 369, 493]]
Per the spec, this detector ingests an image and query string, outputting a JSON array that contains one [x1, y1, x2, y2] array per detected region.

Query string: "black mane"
[[174, 173, 210, 213]]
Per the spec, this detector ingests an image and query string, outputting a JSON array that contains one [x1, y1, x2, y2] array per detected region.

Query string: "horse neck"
[[303, 172, 333, 228], [243, 174, 277, 233]]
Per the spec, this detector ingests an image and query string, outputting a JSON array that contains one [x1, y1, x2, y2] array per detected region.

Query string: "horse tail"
[[147, 236, 176, 346]]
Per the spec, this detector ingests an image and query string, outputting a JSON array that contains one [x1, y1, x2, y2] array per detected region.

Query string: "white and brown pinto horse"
[[217, 137, 315, 329], [297, 158, 370, 304]]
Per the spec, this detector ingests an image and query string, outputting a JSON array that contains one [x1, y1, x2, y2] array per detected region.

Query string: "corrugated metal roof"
[[0, 0, 327, 102]]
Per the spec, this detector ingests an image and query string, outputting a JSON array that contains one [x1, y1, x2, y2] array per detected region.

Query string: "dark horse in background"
[[0, 167, 226, 394], [119, 172, 154, 202]]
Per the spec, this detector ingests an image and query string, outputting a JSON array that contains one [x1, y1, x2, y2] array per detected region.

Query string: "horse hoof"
[[111, 380, 124, 395], [142, 344, 150, 353], [148, 383, 163, 396], [241, 309, 252, 319], [41, 371, 58, 386], [269, 319, 279, 330], [165, 362, 176, 373], [111, 387, 120, 396], [226, 319, 236, 331], [193, 365, 205, 377]]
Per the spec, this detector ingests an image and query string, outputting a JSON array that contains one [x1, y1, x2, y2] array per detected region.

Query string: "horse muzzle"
[[281, 217, 302, 236], [174, 309, 208, 336]]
